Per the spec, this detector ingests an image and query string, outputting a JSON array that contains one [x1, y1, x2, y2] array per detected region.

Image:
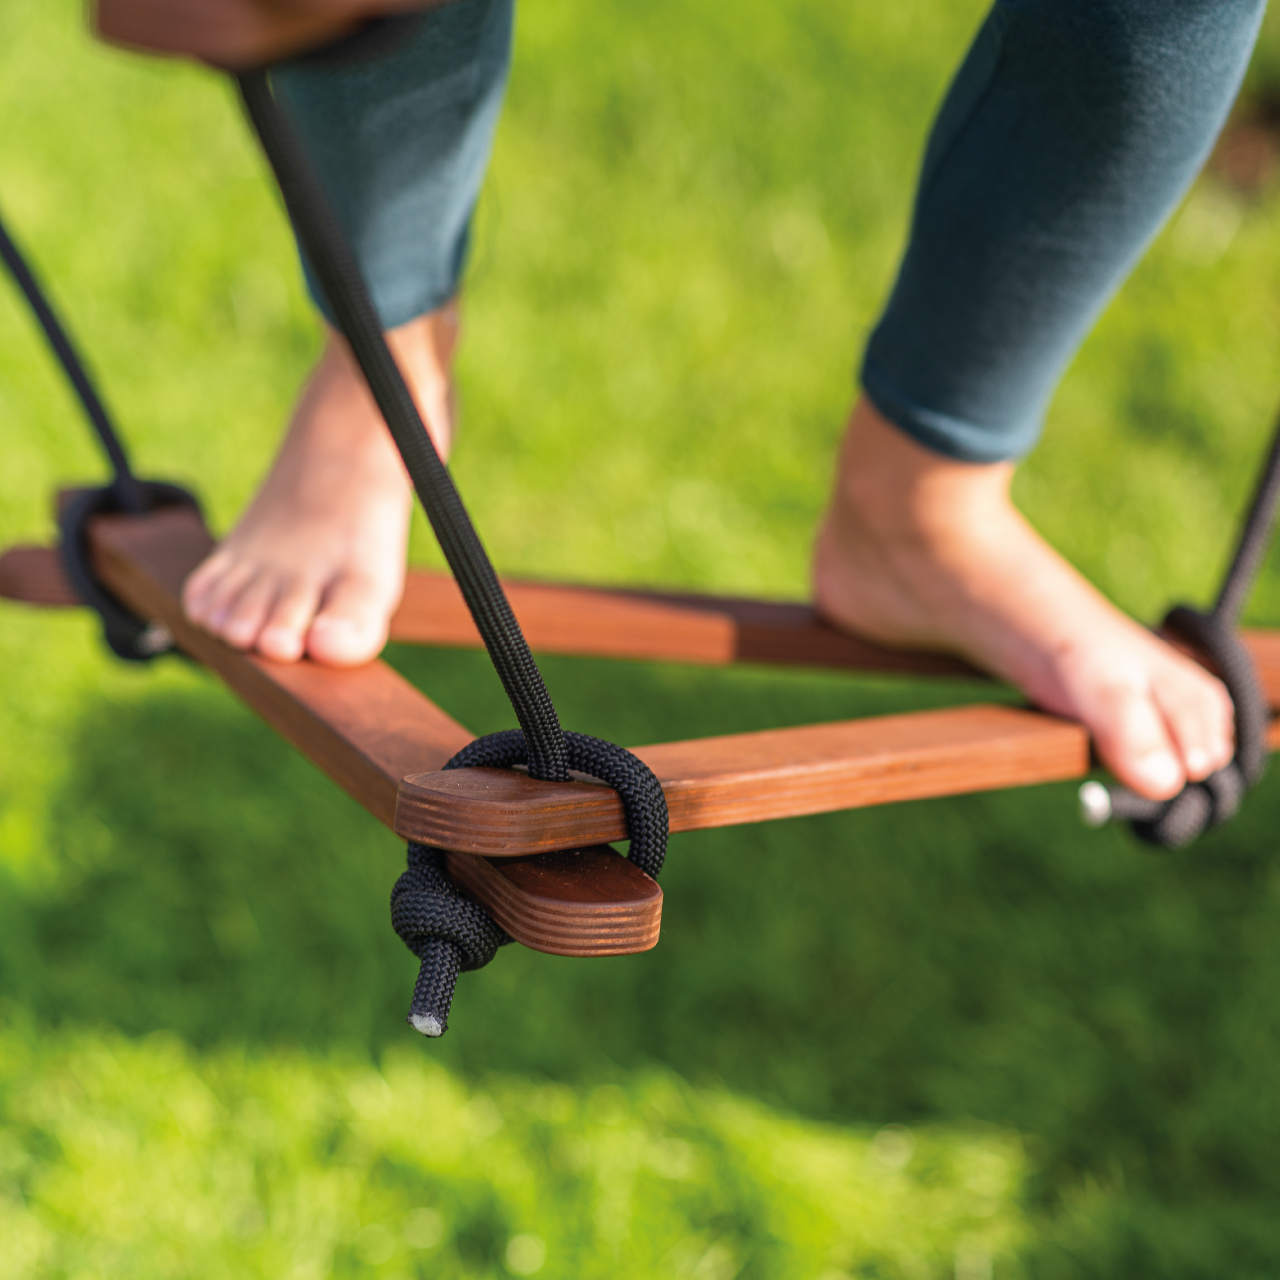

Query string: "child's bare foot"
[[183, 306, 459, 666], [813, 396, 1235, 801]]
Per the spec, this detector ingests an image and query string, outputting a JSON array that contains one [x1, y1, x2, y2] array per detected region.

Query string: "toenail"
[[1185, 748, 1210, 776], [1134, 751, 1181, 794]]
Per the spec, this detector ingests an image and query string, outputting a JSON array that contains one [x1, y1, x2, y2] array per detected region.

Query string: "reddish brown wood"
[[390, 568, 983, 678], [88, 507, 472, 828], [396, 703, 1092, 855], [9, 520, 1280, 870], [77, 505, 660, 955], [0, 545, 80, 607], [392, 568, 1280, 702], [14, 545, 1280, 703], [444, 847, 661, 955]]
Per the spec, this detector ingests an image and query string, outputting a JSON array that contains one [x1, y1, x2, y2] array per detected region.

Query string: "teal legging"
[[275, 0, 1265, 462]]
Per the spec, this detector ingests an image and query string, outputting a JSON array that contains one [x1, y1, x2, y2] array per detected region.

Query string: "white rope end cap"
[[409, 1013, 444, 1038], [1078, 780, 1113, 828]]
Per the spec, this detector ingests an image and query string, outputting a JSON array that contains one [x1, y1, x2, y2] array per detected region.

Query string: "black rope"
[[391, 734, 668, 1035], [0, 202, 198, 660], [235, 70, 570, 784], [1082, 416, 1280, 847], [0, 204, 146, 514], [234, 68, 671, 1034]]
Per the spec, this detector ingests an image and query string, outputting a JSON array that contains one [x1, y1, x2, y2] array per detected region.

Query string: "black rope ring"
[[1086, 605, 1269, 848], [391, 730, 669, 1037], [444, 729, 669, 878], [58, 479, 200, 663]]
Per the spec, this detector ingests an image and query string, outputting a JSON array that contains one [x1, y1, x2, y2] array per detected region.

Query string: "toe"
[[306, 573, 395, 667], [1090, 682, 1186, 801], [185, 557, 259, 634], [256, 578, 320, 663], [182, 548, 238, 624], [218, 571, 280, 651], [1154, 660, 1235, 782]]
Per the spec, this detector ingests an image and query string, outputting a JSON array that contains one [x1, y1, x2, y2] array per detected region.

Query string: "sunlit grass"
[[7, 1, 1280, 1275]]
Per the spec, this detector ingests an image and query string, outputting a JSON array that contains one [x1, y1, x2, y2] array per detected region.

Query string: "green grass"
[[6, 1, 1280, 1275]]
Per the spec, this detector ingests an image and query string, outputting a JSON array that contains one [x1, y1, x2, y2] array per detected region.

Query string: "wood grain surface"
[[12, 543, 1280, 704], [88, 507, 472, 829], [391, 567, 983, 678], [444, 847, 662, 955], [0, 544, 81, 606], [77, 506, 662, 955], [396, 703, 1093, 854], [9, 522, 1280, 868]]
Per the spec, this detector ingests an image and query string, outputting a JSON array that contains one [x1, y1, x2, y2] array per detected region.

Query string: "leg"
[[816, 0, 1264, 799], [183, 310, 454, 665], [184, 0, 514, 666]]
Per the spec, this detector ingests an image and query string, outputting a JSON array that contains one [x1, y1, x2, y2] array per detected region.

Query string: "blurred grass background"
[[5, 1, 1280, 1275]]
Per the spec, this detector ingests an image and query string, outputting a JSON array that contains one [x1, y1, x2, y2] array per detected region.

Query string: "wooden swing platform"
[[6, 502, 1280, 959]]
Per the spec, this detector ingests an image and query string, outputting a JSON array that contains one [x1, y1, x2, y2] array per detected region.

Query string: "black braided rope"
[[446, 730, 669, 877], [233, 66, 673, 1035], [236, 69, 570, 785], [391, 843, 511, 1038], [0, 202, 199, 659], [391, 732, 668, 1034], [1088, 416, 1280, 848], [1098, 607, 1268, 848], [0, 205, 148, 515], [58, 481, 201, 662]]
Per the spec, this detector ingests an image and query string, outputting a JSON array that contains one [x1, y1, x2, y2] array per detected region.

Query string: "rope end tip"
[[1078, 780, 1113, 828], [408, 1011, 445, 1038]]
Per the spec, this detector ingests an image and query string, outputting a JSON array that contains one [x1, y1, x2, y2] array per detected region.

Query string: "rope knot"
[[1081, 605, 1268, 848], [391, 731, 669, 1036]]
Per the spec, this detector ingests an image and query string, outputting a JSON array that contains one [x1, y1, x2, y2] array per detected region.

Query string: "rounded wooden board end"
[[444, 846, 662, 957]]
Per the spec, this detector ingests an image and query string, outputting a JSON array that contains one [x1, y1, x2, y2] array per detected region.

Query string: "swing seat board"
[[88, 508, 473, 829], [77, 506, 659, 957], [390, 567, 984, 679], [11, 541, 1280, 696], [395, 703, 1092, 855]]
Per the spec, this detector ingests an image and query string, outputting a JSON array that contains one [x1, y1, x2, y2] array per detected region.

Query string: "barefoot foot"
[[813, 397, 1236, 801], [183, 306, 459, 666]]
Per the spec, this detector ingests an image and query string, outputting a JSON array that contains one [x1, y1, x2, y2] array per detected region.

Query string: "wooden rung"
[[88, 507, 472, 829], [391, 567, 983, 679], [78, 505, 656, 956], [10, 513, 1280, 879], [395, 703, 1093, 855], [0, 544, 81, 607], [15, 545, 1280, 706]]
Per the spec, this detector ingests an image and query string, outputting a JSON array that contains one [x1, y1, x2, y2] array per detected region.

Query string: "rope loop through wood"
[[391, 731, 668, 1035]]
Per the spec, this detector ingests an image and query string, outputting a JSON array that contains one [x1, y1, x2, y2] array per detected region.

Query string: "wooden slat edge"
[[396, 703, 1092, 855], [0, 545, 81, 607], [444, 848, 662, 956], [390, 568, 984, 678], [87, 507, 472, 827]]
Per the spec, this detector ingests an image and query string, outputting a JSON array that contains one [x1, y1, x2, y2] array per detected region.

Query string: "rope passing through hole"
[[391, 732, 668, 1036], [236, 68, 673, 1036]]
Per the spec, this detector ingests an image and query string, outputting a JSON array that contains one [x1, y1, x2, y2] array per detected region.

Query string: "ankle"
[[322, 300, 460, 459], [830, 396, 1014, 547]]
